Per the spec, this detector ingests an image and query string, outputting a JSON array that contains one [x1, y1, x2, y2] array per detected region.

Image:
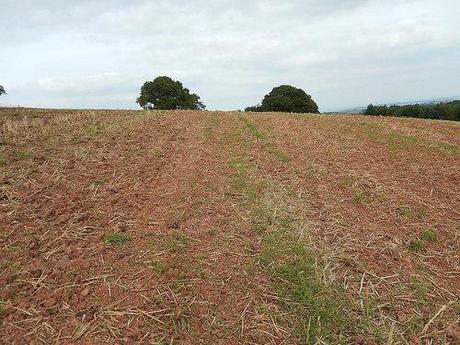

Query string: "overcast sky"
[[1, 0, 459, 111]]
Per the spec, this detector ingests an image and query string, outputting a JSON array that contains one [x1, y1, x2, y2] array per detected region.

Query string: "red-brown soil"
[[1, 108, 459, 344]]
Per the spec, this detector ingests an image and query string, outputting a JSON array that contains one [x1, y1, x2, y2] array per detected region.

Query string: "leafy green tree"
[[246, 85, 319, 113], [0, 85, 6, 96], [136, 76, 205, 110], [364, 101, 460, 121], [364, 104, 375, 115]]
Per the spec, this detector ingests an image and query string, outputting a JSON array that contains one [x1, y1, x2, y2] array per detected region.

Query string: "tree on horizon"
[[245, 85, 319, 113], [136, 76, 205, 110]]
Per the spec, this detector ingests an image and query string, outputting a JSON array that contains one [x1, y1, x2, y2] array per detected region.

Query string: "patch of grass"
[[408, 239, 425, 252], [205, 112, 219, 138], [150, 261, 167, 276], [150, 148, 164, 159], [91, 178, 106, 187], [387, 131, 418, 149], [352, 191, 369, 204], [227, 115, 390, 342], [409, 229, 438, 252], [436, 142, 458, 154], [85, 123, 106, 137], [397, 205, 428, 220], [152, 341, 167, 345], [264, 142, 290, 162], [240, 116, 264, 140], [358, 122, 382, 141], [453, 300, 460, 316], [172, 311, 191, 333], [15, 150, 31, 160], [105, 233, 131, 246], [421, 229, 438, 242], [0, 157, 6, 165], [0, 301, 7, 318], [229, 117, 354, 341], [170, 273, 191, 293], [359, 299, 386, 342], [166, 233, 191, 253], [248, 204, 272, 234], [301, 166, 327, 178], [398, 206, 413, 218], [359, 123, 422, 151], [410, 278, 430, 304], [277, 216, 296, 228], [229, 155, 256, 203], [260, 228, 355, 342], [338, 176, 354, 188], [239, 116, 289, 162]]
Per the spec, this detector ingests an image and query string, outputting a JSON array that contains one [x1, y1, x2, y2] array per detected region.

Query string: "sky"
[[1, 0, 459, 112]]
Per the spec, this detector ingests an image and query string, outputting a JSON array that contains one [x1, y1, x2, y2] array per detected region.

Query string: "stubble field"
[[0, 108, 459, 344]]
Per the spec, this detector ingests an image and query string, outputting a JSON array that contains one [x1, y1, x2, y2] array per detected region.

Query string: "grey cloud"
[[1, 0, 459, 111]]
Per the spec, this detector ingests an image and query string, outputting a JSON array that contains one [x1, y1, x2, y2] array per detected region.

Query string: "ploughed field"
[[0, 108, 459, 344]]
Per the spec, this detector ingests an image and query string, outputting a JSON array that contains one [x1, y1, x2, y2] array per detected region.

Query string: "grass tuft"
[[15, 150, 31, 160], [150, 261, 167, 276], [408, 239, 425, 252], [85, 123, 106, 137], [166, 233, 191, 253], [398, 206, 413, 218], [421, 229, 438, 242], [105, 233, 131, 246], [352, 191, 369, 204], [410, 278, 430, 304], [436, 142, 458, 154]]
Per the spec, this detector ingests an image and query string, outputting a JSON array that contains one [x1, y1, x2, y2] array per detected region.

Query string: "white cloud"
[[1, 0, 459, 110]]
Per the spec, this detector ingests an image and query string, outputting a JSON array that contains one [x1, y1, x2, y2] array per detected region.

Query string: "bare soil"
[[0, 108, 459, 344]]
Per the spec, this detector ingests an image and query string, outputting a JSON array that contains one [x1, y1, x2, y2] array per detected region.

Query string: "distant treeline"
[[363, 100, 460, 121]]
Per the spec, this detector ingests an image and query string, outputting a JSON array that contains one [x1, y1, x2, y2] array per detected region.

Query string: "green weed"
[[338, 177, 354, 188], [410, 278, 430, 304], [421, 229, 438, 242], [398, 206, 413, 218], [352, 191, 369, 204], [105, 233, 131, 246], [15, 150, 31, 160], [85, 123, 106, 137], [408, 239, 425, 252], [172, 312, 191, 333], [150, 261, 167, 276], [166, 233, 191, 253], [409, 229, 438, 252]]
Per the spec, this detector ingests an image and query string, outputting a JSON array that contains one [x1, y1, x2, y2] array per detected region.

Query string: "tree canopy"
[[364, 101, 460, 121], [0, 85, 6, 96], [136, 76, 205, 110], [246, 85, 319, 113]]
